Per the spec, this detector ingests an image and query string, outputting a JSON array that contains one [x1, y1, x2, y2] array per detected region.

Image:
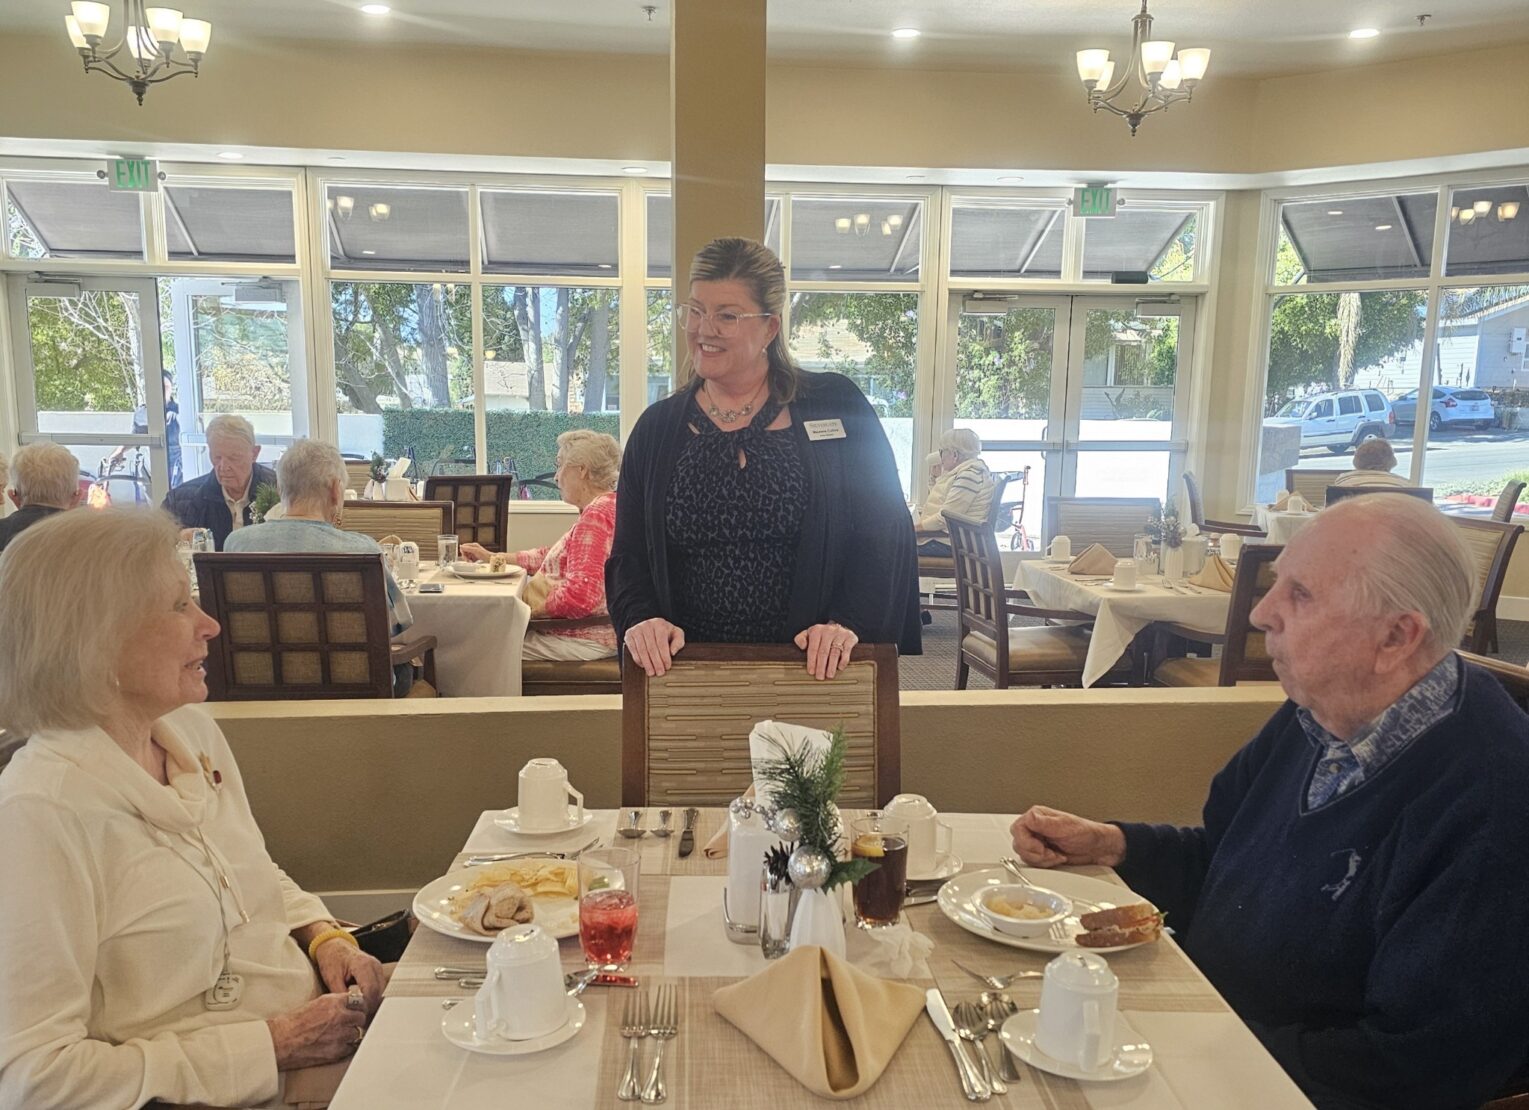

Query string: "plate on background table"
[[449, 563, 519, 581], [414, 867, 580, 943], [937, 868, 1156, 954], [494, 807, 595, 836], [1101, 583, 1142, 592], [442, 998, 587, 1055]]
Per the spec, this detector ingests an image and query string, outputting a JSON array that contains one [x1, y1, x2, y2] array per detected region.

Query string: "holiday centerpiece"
[[1146, 499, 1186, 581], [251, 483, 280, 525]]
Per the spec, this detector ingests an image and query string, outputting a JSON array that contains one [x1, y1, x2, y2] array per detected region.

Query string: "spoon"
[[651, 809, 674, 838], [617, 809, 646, 839]]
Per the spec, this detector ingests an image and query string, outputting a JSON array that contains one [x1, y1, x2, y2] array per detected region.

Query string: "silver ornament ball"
[[787, 845, 832, 890], [771, 807, 803, 841]]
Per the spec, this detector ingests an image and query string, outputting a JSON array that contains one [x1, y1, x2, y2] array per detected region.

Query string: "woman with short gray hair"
[[915, 427, 996, 556], [0, 442, 82, 554]]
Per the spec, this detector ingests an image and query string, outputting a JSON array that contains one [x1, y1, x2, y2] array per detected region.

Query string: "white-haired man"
[[0, 443, 82, 554], [162, 414, 276, 549], [916, 427, 995, 557], [1010, 494, 1529, 1109]]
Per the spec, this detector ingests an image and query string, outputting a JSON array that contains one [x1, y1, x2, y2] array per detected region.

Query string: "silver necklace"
[[702, 381, 766, 424]]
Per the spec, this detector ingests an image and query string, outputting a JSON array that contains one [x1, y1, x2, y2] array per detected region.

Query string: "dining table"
[[1250, 507, 1318, 546], [1016, 561, 1232, 688], [404, 561, 530, 697], [329, 808, 1313, 1109]]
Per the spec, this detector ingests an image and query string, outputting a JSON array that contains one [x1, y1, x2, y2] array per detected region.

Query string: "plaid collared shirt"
[[1301, 653, 1462, 810]]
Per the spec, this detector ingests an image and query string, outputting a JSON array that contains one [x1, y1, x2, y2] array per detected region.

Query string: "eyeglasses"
[[674, 303, 773, 337]]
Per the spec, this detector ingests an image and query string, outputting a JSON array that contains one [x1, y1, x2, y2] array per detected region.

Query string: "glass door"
[[6, 275, 169, 504]]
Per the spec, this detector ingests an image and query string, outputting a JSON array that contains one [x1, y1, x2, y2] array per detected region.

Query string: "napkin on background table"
[[1189, 554, 1237, 592], [750, 721, 834, 808], [1067, 543, 1118, 576], [1274, 489, 1291, 509], [714, 946, 926, 1099], [1285, 492, 1312, 513]]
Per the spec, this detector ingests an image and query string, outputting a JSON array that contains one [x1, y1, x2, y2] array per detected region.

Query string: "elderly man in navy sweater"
[[1012, 494, 1529, 1110]]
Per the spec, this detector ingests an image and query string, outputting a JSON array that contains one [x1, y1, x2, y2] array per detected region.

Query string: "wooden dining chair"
[[916, 471, 1014, 595], [1459, 651, 1529, 713], [194, 552, 437, 700], [1181, 472, 1266, 537], [1043, 496, 1161, 558], [339, 500, 456, 551], [621, 643, 900, 807], [1324, 484, 1434, 504], [1282, 468, 1346, 509], [342, 458, 374, 493], [424, 475, 516, 553], [945, 509, 1127, 689], [521, 616, 623, 696], [1492, 479, 1526, 523], [1150, 544, 1282, 687], [1449, 517, 1523, 655]]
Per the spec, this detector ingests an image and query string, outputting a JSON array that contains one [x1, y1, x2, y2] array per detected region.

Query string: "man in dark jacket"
[[0, 443, 81, 554], [162, 414, 275, 550]]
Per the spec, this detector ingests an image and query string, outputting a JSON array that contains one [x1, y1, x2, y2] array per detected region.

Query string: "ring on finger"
[[353, 1026, 365, 1045]]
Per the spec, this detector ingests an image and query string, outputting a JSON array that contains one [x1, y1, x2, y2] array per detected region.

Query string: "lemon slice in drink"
[[853, 834, 885, 858]]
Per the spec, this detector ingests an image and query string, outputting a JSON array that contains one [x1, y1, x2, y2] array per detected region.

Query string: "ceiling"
[[8, 0, 1529, 78]]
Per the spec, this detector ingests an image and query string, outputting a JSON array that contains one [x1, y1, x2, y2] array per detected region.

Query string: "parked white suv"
[[1266, 389, 1395, 454]]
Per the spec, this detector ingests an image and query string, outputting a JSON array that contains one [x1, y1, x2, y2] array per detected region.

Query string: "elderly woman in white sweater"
[[0, 508, 384, 1109], [915, 427, 996, 556]]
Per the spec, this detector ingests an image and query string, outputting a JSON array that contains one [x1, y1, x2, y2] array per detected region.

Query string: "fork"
[[954, 1001, 1005, 1096], [618, 990, 649, 1101], [640, 984, 677, 1104], [952, 959, 1043, 990]]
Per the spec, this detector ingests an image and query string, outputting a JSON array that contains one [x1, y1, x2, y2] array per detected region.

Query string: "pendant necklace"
[[702, 380, 767, 425]]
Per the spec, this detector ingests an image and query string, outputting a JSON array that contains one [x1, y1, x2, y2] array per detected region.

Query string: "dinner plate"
[[907, 850, 963, 882], [414, 868, 580, 943], [1101, 583, 1142, 592], [442, 998, 587, 1055], [999, 1009, 1153, 1082], [494, 807, 596, 836], [449, 565, 518, 580], [936, 868, 1155, 954]]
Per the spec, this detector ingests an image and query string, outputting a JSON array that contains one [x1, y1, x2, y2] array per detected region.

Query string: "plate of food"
[[414, 858, 581, 943], [936, 867, 1162, 954], [449, 559, 518, 581]]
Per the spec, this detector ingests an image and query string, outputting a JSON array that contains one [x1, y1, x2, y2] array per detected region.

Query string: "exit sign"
[[108, 158, 159, 192], [1074, 185, 1118, 218]]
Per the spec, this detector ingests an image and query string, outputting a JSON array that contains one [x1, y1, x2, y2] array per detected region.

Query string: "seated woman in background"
[[0, 508, 384, 1109], [462, 429, 620, 661], [1332, 437, 1411, 488], [226, 438, 416, 692], [915, 427, 995, 557]]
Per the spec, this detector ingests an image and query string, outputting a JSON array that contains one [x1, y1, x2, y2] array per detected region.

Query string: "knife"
[[925, 988, 991, 1101], [677, 807, 699, 858]]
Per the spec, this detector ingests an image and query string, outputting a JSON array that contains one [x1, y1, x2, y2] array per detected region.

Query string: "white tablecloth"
[[1018, 561, 1231, 687], [1252, 508, 1318, 546], [406, 563, 530, 697]]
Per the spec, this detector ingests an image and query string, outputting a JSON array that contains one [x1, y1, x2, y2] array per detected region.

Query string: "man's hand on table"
[[1011, 805, 1127, 868]]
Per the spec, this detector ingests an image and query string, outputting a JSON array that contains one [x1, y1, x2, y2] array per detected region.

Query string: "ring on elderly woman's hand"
[[346, 984, 366, 1011], [353, 1026, 365, 1045]]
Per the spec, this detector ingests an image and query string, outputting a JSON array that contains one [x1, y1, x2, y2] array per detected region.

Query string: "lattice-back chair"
[[1283, 468, 1346, 509], [342, 458, 374, 493], [1151, 544, 1282, 687], [1324, 485, 1434, 504], [946, 509, 1125, 689], [1493, 479, 1526, 523], [194, 552, 437, 700], [1449, 517, 1523, 654], [1460, 651, 1529, 713], [1043, 497, 1160, 558], [621, 644, 899, 807], [424, 475, 515, 553], [916, 472, 1014, 613], [1181, 471, 1266, 537], [339, 500, 455, 551]]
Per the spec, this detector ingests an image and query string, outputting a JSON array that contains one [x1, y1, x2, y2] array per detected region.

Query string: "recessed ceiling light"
[[828, 264, 843, 269], [1327, 209, 1343, 216], [361, 249, 376, 255], [891, 27, 921, 39], [217, 151, 244, 160], [998, 175, 1024, 183], [1374, 224, 1393, 231], [1349, 27, 1379, 39], [360, 4, 391, 15], [597, 263, 613, 269], [622, 166, 648, 175]]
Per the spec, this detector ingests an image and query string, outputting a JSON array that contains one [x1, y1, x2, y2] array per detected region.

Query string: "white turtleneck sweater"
[[0, 704, 330, 1109]]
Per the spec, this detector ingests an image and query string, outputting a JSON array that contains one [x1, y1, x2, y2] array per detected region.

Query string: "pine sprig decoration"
[[754, 726, 879, 891]]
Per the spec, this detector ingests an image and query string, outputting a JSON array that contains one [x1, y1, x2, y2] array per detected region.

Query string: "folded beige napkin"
[[714, 946, 925, 1099], [1068, 543, 1118, 576], [1286, 492, 1312, 513], [1274, 489, 1291, 509], [1189, 554, 1237, 592]]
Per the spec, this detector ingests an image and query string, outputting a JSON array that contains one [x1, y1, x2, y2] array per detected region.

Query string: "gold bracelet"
[[306, 926, 358, 963]]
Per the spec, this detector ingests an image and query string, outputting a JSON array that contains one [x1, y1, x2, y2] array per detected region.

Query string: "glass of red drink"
[[850, 813, 910, 929], [578, 847, 640, 971]]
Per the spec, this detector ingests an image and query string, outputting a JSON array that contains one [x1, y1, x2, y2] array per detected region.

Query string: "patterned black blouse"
[[664, 391, 809, 643]]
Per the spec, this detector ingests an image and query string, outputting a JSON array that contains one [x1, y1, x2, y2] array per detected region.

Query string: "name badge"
[[804, 419, 847, 442]]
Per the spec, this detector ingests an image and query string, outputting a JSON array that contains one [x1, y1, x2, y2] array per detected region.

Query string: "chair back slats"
[[1324, 485, 1433, 504], [1044, 497, 1160, 557], [1459, 651, 1529, 712], [1448, 517, 1523, 653], [339, 500, 455, 550], [423, 475, 516, 553], [945, 510, 1007, 646], [1218, 544, 1281, 685], [621, 644, 899, 808], [343, 459, 374, 493], [984, 473, 1015, 532], [194, 552, 395, 700], [1283, 469, 1346, 509], [1494, 480, 1526, 524], [1182, 472, 1206, 529]]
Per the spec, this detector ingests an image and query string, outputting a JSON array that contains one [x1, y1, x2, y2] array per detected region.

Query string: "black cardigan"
[[606, 372, 921, 655]]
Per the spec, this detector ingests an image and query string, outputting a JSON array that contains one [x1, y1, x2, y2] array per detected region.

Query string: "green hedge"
[[382, 409, 621, 498]]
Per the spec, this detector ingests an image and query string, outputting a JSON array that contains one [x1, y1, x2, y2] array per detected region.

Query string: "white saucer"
[[1102, 582, 1142, 592], [1045, 556, 1071, 565], [494, 807, 595, 836], [999, 1009, 1152, 1082], [907, 851, 963, 882], [442, 998, 587, 1055]]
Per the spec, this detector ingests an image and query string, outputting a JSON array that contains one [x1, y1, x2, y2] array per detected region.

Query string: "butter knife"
[[677, 807, 699, 858], [925, 988, 991, 1101]]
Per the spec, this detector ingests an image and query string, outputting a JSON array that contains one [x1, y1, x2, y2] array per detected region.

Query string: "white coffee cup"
[[1182, 535, 1208, 576], [395, 541, 420, 582], [1035, 952, 1119, 1070], [883, 793, 953, 877], [1220, 533, 1243, 562], [517, 758, 584, 831], [474, 923, 568, 1041], [1047, 535, 1072, 561], [1111, 559, 1137, 591]]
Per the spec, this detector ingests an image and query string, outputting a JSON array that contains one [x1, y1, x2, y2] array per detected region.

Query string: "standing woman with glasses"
[[607, 237, 920, 679]]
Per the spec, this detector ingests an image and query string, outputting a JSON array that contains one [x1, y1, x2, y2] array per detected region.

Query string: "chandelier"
[[1075, 1, 1210, 136], [64, 2, 212, 106]]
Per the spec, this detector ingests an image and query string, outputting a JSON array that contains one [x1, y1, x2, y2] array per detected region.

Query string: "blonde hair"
[[10, 442, 80, 507], [687, 237, 801, 404], [277, 438, 346, 508], [206, 413, 258, 449], [1353, 438, 1397, 473], [556, 429, 621, 491], [0, 508, 183, 734]]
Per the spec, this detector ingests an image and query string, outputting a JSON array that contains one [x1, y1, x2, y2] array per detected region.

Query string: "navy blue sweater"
[[1116, 663, 1529, 1110]]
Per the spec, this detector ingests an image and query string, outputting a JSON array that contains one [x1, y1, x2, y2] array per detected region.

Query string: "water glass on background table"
[[850, 813, 909, 929], [579, 847, 640, 971], [1133, 533, 1156, 576], [437, 534, 459, 567]]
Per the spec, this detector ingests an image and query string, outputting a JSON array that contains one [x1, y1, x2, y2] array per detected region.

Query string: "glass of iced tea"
[[578, 847, 640, 970], [850, 813, 910, 929]]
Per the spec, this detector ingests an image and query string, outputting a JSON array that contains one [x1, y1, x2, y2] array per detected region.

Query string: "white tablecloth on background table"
[[406, 562, 530, 697], [1018, 560, 1232, 687], [1251, 507, 1318, 546]]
